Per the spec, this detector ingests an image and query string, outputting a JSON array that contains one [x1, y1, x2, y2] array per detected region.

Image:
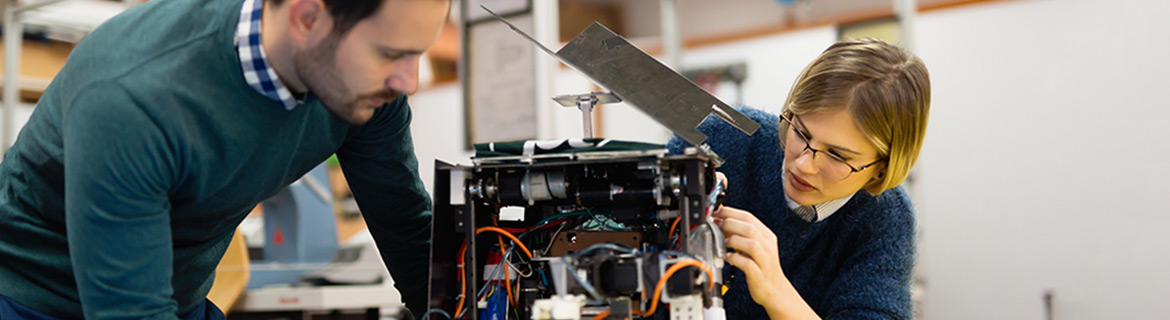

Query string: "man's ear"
[[286, 0, 331, 44]]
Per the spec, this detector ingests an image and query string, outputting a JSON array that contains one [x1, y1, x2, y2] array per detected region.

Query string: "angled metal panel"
[[554, 23, 759, 146], [482, 7, 760, 147]]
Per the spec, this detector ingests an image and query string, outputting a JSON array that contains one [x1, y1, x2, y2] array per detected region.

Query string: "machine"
[[425, 10, 761, 320]]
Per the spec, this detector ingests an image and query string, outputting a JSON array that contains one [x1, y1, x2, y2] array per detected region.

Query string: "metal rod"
[[531, 0, 558, 140], [2, 0, 72, 158], [481, 5, 557, 59], [895, 0, 917, 50], [659, 0, 681, 70], [580, 98, 593, 138], [459, 0, 470, 147], [3, 0, 23, 158]]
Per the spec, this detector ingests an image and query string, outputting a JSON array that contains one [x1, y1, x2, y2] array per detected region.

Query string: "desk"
[[232, 284, 404, 320]]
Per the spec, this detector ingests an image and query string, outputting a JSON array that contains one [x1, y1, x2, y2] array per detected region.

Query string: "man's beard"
[[294, 35, 400, 125]]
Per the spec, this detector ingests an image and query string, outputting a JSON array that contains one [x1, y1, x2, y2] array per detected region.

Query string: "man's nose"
[[386, 56, 420, 95]]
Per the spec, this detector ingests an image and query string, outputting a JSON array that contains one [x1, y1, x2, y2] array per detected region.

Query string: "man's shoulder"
[[62, 0, 240, 87], [39, 0, 251, 125]]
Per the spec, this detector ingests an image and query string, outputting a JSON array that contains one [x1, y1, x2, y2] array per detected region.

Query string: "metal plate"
[[555, 23, 759, 146], [483, 6, 760, 147]]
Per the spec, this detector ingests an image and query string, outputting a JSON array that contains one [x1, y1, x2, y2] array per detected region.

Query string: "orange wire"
[[593, 310, 631, 320], [454, 226, 535, 318], [668, 216, 682, 240], [477, 226, 534, 259], [493, 220, 516, 306], [455, 244, 467, 318], [632, 259, 715, 317]]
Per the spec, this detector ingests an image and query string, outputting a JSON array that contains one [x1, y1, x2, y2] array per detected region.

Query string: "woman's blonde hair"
[[778, 38, 931, 195]]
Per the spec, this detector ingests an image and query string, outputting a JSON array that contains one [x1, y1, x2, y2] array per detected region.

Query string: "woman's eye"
[[827, 150, 849, 161]]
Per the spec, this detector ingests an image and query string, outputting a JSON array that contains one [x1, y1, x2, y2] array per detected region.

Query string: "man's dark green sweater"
[[0, 0, 432, 318]]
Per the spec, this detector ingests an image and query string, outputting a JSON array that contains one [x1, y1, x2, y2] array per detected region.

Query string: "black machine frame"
[[428, 149, 723, 320]]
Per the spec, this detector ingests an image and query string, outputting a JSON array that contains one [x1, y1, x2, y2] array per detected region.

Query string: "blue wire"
[[569, 243, 637, 258], [706, 182, 724, 214], [476, 245, 515, 298]]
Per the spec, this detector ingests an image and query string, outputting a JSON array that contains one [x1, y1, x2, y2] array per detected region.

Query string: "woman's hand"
[[712, 172, 820, 320], [713, 205, 786, 306]]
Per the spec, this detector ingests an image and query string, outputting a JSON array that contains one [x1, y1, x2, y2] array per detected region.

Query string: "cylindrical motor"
[[521, 170, 568, 203], [471, 167, 660, 207]]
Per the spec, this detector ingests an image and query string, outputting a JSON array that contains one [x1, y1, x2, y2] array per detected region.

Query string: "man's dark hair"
[[267, 0, 386, 36]]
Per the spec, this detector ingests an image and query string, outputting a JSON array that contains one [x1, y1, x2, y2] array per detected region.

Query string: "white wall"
[[914, 0, 1170, 319], [679, 27, 837, 114]]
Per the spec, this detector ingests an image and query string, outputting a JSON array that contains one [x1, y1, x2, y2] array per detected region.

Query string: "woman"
[[668, 38, 930, 319]]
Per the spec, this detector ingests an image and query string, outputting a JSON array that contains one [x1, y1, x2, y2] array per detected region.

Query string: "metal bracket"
[[552, 92, 621, 139]]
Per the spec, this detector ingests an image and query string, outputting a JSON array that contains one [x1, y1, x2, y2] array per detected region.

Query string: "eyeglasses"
[[780, 111, 884, 181]]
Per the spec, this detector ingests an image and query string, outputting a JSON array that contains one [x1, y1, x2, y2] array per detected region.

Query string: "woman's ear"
[[863, 164, 889, 196], [870, 163, 887, 181]]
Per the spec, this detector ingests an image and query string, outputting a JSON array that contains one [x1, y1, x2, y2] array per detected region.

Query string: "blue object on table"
[[247, 164, 339, 289]]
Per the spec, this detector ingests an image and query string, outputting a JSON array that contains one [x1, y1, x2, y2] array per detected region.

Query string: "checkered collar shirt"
[[781, 161, 855, 223], [236, 0, 313, 110]]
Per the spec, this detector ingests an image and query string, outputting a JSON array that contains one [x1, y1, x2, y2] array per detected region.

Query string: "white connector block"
[[670, 295, 703, 320], [530, 294, 585, 320]]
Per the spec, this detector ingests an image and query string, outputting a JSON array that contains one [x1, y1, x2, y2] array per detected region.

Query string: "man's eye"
[[383, 51, 406, 60]]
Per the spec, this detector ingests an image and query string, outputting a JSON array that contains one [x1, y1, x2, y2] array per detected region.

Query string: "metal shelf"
[[1, 0, 138, 158]]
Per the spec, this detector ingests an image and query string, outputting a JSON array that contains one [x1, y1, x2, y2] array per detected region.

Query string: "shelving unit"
[[1, 0, 136, 158]]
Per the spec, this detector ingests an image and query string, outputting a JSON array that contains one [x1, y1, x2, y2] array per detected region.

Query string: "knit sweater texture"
[[0, 0, 431, 318], [667, 107, 915, 319]]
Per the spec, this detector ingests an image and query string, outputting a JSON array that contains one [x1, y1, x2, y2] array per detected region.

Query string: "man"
[[0, 0, 449, 318]]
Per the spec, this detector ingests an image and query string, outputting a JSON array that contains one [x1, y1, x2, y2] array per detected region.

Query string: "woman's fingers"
[[716, 206, 777, 243], [719, 217, 758, 239], [712, 205, 751, 220], [724, 251, 760, 278], [724, 235, 769, 264]]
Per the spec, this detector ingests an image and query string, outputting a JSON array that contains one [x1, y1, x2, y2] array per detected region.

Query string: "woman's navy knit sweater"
[[668, 107, 916, 319]]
